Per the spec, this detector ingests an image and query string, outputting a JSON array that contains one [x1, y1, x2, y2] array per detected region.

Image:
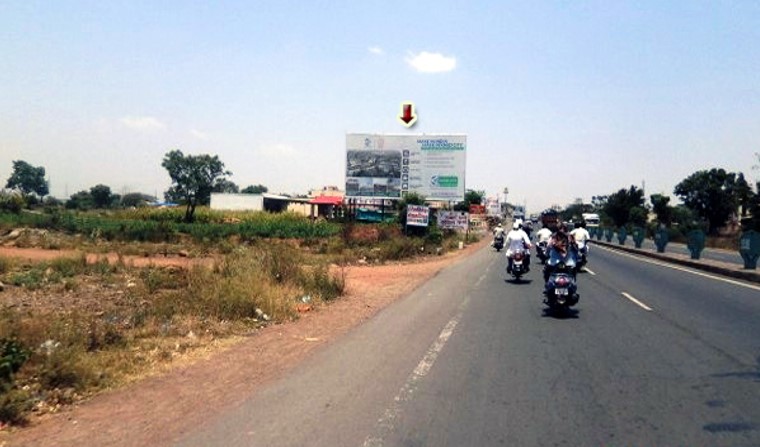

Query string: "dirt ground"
[[0, 238, 488, 447]]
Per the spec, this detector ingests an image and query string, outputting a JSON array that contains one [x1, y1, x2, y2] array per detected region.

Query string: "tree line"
[[559, 163, 760, 235], [0, 151, 270, 221]]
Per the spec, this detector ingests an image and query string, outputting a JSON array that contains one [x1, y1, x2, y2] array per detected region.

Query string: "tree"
[[745, 181, 760, 231], [241, 184, 268, 194], [650, 194, 673, 226], [453, 189, 485, 211], [212, 179, 239, 194], [89, 184, 113, 209], [66, 191, 94, 210], [603, 186, 646, 227], [5, 160, 48, 198], [121, 192, 154, 208], [674, 168, 747, 234], [162, 149, 231, 222]]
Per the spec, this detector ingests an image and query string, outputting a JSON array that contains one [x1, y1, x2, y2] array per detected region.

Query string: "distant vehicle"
[[582, 213, 600, 228], [541, 210, 559, 228]]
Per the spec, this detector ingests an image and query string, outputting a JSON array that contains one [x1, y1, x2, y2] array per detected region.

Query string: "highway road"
[[177, 244, 760, 446]]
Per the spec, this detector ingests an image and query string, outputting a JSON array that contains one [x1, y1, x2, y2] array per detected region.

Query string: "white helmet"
[[497, 223, 502, 228], [512, 222, 520, 230]]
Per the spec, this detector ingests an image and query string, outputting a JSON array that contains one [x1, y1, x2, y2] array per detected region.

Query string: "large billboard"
[[346, 134, 466, 201]]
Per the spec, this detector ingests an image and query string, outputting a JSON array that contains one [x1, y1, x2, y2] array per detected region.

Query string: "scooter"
[[508, 248, 529, 281], [493, 235, 505, 252], [535, 241, 549, 264], [543, 249, 580, 311], [576, 241, 588, 270]]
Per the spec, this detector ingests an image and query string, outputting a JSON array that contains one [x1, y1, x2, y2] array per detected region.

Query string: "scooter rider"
[[570, 221, 591, 259], [535, 225, 553, 246], [492, 222, 506, 246], [506, 221, 532, 273], [543, 223, 577, 281]]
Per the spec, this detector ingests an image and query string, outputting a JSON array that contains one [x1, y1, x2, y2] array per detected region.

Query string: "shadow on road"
[[504, 278, 533, 285], [541, 307, 580, 319]]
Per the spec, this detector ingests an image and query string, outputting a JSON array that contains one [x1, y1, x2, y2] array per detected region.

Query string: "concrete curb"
[[591, 240, 760, 285]]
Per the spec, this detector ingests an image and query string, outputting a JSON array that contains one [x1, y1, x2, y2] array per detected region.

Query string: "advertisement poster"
[[346, 134, 466, 201], [438, 211, 469, 230], [406, 204, 430, 227]]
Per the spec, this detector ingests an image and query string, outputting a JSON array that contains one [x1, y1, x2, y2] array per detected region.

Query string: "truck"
[[582, 213, 600, 228], [541, 210, 559, 228]]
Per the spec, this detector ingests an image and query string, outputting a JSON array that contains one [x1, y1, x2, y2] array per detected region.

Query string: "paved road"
[[177, 245, 760, 446], [604, 237, 744, 265]]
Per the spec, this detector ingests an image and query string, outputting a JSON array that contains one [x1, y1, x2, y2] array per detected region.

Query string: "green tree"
[[89, 184, 113, 209], [453, 189, 485, 211], [66, 191, 94, 210], [162, 149, 231, 222], [650, 194, 673, 226], [674, 168, 747, 234], [5, 160, 48, 198], [121, 192, 154, 207], [603, 186, 645, 227], [212, 179, 239, 194], [241, 184, 268, 194], [745, 181, 760, 231]]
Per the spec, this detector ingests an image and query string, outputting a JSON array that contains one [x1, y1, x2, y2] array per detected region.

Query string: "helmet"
[[497, 223, 502, 228], [512, 222, 520, 230]]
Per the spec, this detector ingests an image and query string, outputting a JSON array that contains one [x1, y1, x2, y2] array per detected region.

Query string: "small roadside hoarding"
[[406, 204, 430, 227], [438, 211, 469, 231]]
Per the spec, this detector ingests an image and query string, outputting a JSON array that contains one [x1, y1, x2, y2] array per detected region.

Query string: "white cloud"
[[368, 46, 384, 55], [120, 116, 166, 131], [190, 129, 210, 140], [405, 51, 457, 73], [256, 144, 299, 159]]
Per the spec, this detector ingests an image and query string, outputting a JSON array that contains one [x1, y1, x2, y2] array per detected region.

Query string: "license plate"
[[556, 288, 568, 296]]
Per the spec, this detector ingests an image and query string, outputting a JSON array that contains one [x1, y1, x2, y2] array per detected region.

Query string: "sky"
[[1, 0, 759, 212]]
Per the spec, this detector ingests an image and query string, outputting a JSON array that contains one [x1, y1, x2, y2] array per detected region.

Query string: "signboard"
[[485, 198, 500, 216], [438, 211, 469, 230], [406, 204, 430, 227], [346, 134, 466, 201], [469, 204, 486, 215]]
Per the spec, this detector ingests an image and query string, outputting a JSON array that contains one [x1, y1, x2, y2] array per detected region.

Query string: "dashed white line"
[[594, 245, 760, 292], [583, 267, 597, 276], [621, 292, 653, 311], [363, 296, 470, 447]]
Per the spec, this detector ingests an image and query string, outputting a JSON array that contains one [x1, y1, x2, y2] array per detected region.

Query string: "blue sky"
[[1, 1, 759, 212]]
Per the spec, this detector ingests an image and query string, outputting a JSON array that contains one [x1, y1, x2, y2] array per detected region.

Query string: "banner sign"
[[346, 134, 466, 201], [469, 204, 486, 215], [406, 204, 430, 227], [438, 211, 469, 230]]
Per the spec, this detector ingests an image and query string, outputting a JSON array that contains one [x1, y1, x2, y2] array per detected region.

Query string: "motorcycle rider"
[[492, 222, 506, 247], [505, 221, 532, 274], [534, 224, 553, 262], [570, 221, 591, 262], [543, 224, 578, 282]]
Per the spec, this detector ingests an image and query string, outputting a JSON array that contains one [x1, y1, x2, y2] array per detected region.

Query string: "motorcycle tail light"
[[515, 252, 524, 260]]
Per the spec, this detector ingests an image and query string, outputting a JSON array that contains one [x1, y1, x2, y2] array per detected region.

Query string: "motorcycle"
[[535, 241, 549, 264], [493, 234, 505, 252], [543, 248, 580, 310], [576, 241, 589, 270], [508, 248, 529, 280]]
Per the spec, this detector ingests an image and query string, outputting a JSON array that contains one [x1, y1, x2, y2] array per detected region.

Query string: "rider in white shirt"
[[505, 221, 532, 273], [570, 222, 591, 251], [535, 226, 553, 245]]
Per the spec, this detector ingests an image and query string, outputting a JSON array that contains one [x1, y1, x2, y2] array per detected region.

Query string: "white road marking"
[[595, 245, 760, 292], [621, 292, 653, 311], [363, 295, 470, 447], [584, 267, 597, 276]]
